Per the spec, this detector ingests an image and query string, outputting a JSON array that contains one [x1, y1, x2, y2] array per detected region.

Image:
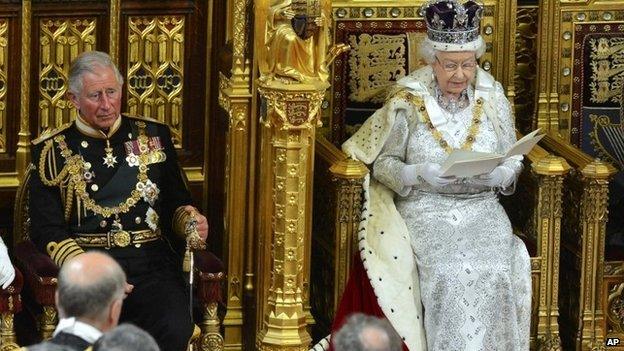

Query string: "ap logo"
[[606, 337, 621, 347]]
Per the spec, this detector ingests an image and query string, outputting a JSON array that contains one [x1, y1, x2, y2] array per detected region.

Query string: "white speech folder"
[[440, 129, 545, 177]]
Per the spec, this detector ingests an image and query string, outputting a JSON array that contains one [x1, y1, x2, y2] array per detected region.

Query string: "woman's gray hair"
[[68, 51, 124, 95], [419, 37, 485, 64]]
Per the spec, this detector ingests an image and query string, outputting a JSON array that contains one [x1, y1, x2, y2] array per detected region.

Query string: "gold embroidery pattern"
[[38, 121, 156, 219], [393, 90, 484, 153]]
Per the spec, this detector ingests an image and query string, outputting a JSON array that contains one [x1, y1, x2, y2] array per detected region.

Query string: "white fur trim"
[[425, 36, 485, 52], [356, 175, 426, 350]]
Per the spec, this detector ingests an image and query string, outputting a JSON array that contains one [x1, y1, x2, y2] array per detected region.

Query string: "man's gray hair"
[[56, 255, 126, 321], [419, 38, 485, 64], [93, 323, 160, 351], [68, 51, 124, 95], [332, 313, 402, 351]]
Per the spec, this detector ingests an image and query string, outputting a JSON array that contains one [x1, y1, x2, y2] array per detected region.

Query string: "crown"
[[420, 0, 483, 47]]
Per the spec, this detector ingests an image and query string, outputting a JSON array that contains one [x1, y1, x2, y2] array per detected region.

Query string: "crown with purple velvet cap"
[[420, 0, 484, 52]]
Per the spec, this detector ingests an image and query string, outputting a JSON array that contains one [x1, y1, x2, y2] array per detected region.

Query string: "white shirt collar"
[[53, 317, 103, 344], [75, 114, 122, 139]]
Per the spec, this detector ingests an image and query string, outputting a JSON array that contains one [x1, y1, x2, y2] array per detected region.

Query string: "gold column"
[[0, 300, 16, 346], [40, 305, 58, 340], [219, 0, 252, 349], [532, 155, 570, 350], [535, 0, 561, 133], [108, 0, 120, 64], [578, 160, 617, 350], [16, 0, 31, 179], [256, 82, 327, 350], [330, 162, 367, 304]]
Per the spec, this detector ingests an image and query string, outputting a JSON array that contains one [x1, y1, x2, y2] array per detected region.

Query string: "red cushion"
[[0, 267, 23, 313], [14, 240, 58, 305], [194, 251, 225, 304]]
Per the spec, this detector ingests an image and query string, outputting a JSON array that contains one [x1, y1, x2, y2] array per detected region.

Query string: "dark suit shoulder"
[[123, 113, 167, 126], [32, 122, 73, 146]]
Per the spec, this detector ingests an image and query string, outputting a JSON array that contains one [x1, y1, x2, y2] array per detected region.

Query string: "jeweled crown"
[[420, 0, 483, 46]]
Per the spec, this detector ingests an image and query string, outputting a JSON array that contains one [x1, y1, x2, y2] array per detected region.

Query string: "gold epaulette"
[[123, 113, 167, 125], [31, 122, 73, 146]]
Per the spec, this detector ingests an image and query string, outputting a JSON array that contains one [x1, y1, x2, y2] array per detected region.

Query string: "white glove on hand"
[[472, 165, 516, 188], [401, 162, 456, 188], [0, 238, 15, 290]]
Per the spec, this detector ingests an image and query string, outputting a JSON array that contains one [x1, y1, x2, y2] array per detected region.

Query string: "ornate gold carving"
[[127, 16, 185, 147], [259, 0, 347, 84], [16, 0, 32, 179], [532, 155, 570, 348], [256, 82, 328, 350], [40, 305, 58, 340], [347, 33, 408, 103], [39, 18, 96, 133], [576, 159, 617, 349], [536, 333, 563, 351], [515, 5, 539, 135], [607, 283, 624, 333], [0, 312, 16, 346], [589, 114, 624, 169], [258, 87, 326, 130], [220, 3, 252, 348], [109, 0, 121, 63], [201, 302, 224, 351], [588, 37, 624, 104]]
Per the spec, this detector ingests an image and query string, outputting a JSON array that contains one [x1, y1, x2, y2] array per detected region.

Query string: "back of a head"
[[333, 313, 402, 351], [93, 323, 159, 351], [57, 252, 126, 322]]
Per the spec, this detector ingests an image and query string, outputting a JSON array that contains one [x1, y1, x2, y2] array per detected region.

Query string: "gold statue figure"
[[262, 0, 346, 84]]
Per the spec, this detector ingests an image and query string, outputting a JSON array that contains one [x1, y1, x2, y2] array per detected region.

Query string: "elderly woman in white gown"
[[336, 1, 531, 350]]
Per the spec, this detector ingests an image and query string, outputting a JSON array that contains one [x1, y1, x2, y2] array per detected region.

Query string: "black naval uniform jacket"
[[29, 114, 191, 264], [26, 332, 91, 351], [29, 114, 195, 351]]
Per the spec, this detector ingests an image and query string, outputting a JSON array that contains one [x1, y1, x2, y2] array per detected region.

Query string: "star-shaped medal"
[[103, 142, 117, 168], [103, 153, 118, 168]]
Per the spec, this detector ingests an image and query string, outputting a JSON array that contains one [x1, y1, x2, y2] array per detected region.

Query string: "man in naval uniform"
[[29, 51, 208, 351]]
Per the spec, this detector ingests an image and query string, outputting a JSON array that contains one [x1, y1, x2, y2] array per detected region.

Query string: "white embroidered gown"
[[371, 81, 531, 351]]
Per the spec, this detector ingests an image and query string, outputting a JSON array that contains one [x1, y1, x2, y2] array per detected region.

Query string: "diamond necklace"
[[434, 85, 470, 115]]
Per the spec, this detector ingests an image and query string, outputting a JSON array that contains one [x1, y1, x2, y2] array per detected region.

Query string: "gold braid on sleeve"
[[46, 238, 85, 266]]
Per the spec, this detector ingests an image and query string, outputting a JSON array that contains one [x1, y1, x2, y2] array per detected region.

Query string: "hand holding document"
[[440, 129, 545, 177]]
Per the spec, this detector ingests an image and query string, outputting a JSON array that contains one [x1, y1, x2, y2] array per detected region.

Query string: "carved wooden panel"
[[30, 1, 109, 139], [38, 17, 97, 132], [126, 15, 185, 147], [119, 1, 207, 167]]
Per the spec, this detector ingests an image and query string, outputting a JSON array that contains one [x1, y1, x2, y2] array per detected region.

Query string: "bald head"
[[333, 313, 402, 351], [360, 325, 392, 350], [62, 251, 123, 286], [57, 252, 126, 322]]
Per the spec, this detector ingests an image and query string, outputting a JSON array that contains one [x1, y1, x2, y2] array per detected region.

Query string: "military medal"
[[103, 139, 118, 168], [111, 217, 131, 248]]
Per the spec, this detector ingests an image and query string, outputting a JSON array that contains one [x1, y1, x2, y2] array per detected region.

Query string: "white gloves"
[[0, 238, 15, 290], [471, 165, 516, 188], [401, 162, 456, 188]]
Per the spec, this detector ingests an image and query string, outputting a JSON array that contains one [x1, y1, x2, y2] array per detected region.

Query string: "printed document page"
[[440, 129, 544, 177]]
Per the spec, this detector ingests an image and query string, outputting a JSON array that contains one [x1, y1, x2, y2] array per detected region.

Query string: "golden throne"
[[11, 164, 225, 350], [307, 2, 607, 350]]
